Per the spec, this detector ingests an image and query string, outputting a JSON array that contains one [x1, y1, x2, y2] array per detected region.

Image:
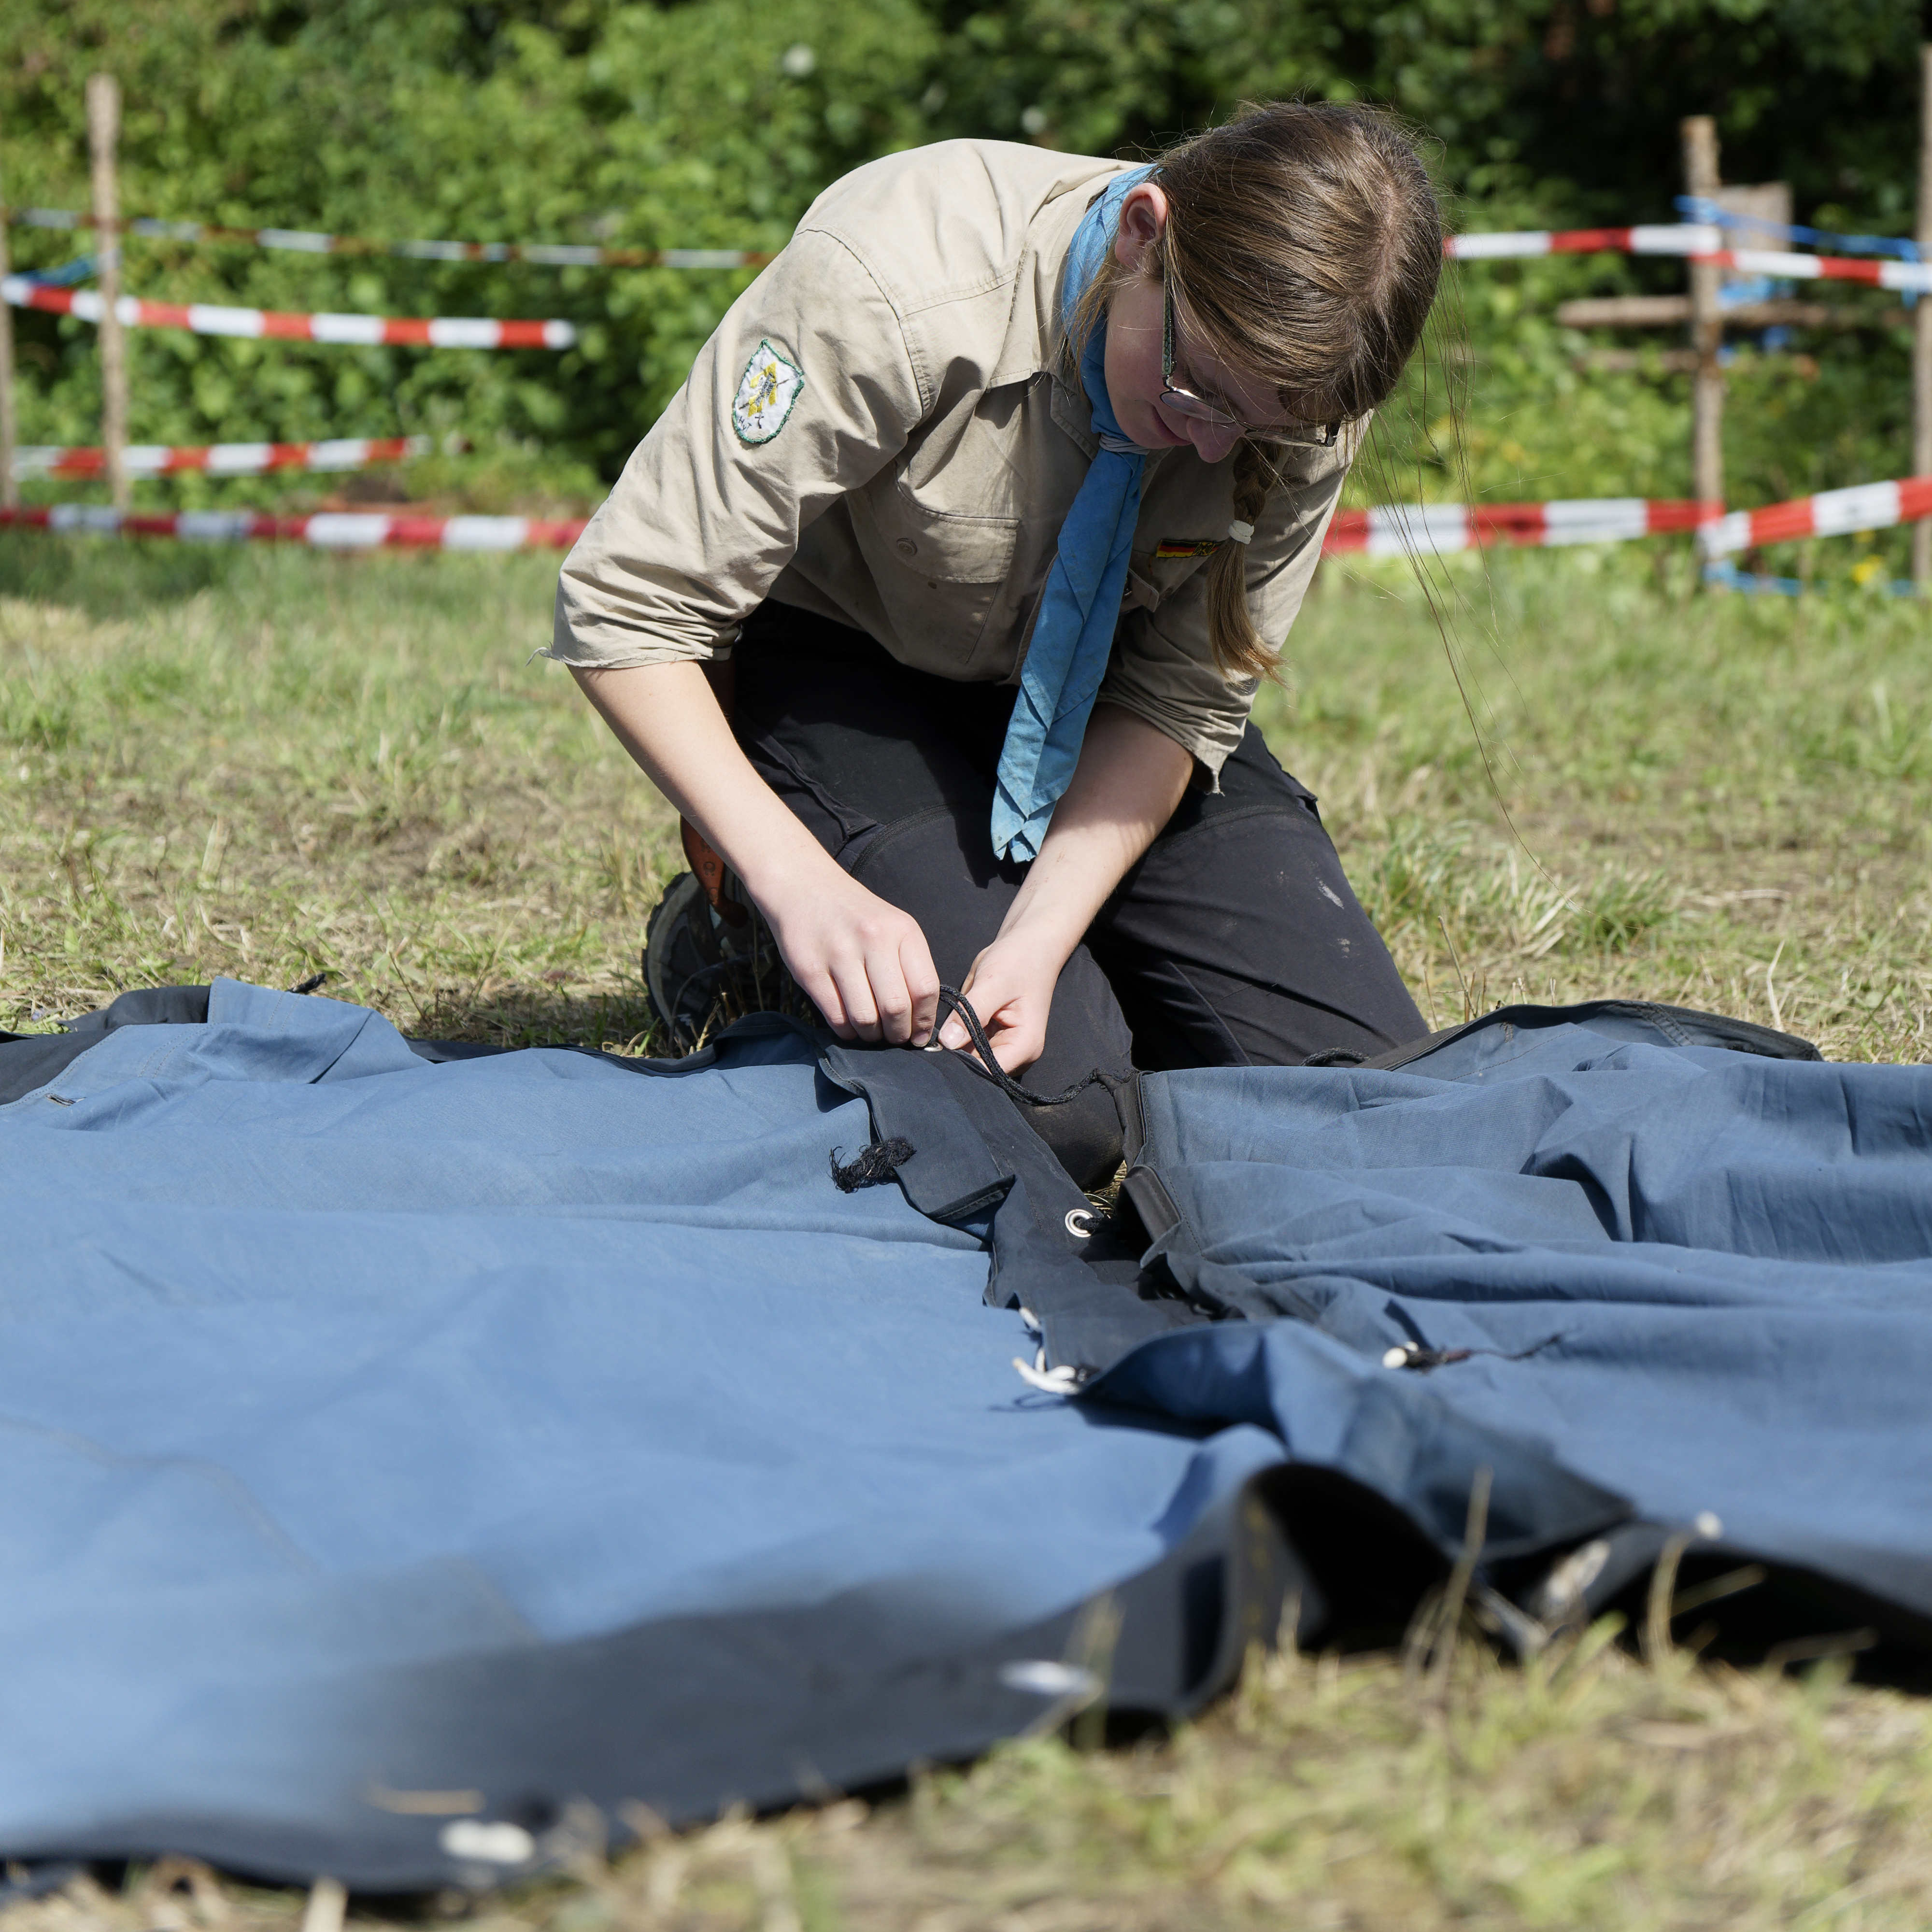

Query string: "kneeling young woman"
[[555, 102, 1443, 1184]]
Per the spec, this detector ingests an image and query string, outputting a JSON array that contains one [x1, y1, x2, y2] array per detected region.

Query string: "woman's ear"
[[1112, 182, 1170, 273]]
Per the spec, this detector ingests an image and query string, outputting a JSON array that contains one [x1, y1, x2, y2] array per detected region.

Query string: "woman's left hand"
[[936, 705, 1195, 1077], [937, 931, 1065, 1075]]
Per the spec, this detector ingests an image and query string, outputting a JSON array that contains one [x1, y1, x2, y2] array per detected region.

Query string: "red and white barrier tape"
[[10, 483, 1924, 564], [1446, 223, 1932, 292], [1448, 223, 1709, 260], [8, 495, 1692, 558], [1698, 476, 1932, 557], [15, 206, 1928, 289], [1327, 483, 1932, 559], [11, 206, 772, 270], [1676, 244, 1929, 293], [0, 505, 587, 550], [1, 276, 574, 348], [1323, 498, 1712, 557], [11, 436, 428, 480]]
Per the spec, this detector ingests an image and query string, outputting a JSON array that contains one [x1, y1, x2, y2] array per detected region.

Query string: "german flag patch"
[[1153, 538, 1224, 560]]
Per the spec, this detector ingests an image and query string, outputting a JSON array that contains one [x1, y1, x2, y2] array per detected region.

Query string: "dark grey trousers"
[[732, 602, 1428, 1186]]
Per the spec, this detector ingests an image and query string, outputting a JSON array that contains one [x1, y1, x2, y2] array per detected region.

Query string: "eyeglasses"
[[1160, 283, 1341, 448]]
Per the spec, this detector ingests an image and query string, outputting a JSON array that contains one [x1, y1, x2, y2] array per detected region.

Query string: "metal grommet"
[[894, 537, 918, 558], [1064, 1208, 1094, 1240]]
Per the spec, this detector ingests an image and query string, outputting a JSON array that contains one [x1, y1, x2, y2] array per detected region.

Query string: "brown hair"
[[1072, 100, 1445, 679]]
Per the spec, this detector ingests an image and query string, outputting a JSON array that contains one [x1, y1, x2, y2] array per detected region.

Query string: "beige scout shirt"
[[552, 139, 1353, 778]]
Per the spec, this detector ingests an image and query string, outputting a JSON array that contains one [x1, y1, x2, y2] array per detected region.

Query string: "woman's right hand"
[[759, 863, 941, 1047]]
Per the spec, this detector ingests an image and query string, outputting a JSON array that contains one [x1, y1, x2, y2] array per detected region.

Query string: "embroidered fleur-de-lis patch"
[[732, 340, 805, 446]]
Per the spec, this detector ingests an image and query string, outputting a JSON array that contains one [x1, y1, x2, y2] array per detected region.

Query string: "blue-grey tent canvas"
[[0, 980, 1928, 1888]]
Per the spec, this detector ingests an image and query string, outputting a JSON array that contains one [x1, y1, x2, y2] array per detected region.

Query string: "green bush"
[[1, 0, 1922, 580]]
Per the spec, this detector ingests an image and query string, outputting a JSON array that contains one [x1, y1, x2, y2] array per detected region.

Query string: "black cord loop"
[[932, 985, 1110, 1110]]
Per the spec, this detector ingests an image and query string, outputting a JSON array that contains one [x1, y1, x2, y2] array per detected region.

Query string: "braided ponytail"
[[1203, 440, 1288, 682]]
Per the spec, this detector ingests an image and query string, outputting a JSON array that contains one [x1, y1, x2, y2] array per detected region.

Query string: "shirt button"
[[895, 538, 917, 558]]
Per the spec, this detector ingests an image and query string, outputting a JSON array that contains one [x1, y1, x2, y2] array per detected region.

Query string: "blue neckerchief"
[[990, 165, 1154, 864]]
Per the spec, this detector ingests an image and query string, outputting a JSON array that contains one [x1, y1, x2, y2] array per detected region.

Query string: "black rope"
[[288, 971, 332, 996], [932, 985, 1110, 1110], [829, 1136, 917, 1192], [660, 968, 1106, 1107]]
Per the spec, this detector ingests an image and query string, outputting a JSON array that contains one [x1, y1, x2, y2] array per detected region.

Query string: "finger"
[[991, 1022, 1044, 1077], [870, 956, 917, 1046], [937, 957, 986, 1051], [965, 977, 1044, 1077], [935, 995, 968, 1051], [937, 982, 987, 1053], [902, 936, 941, 1047], [798, 966, 854, 1040], [937, 988, 991, 1053], [957, 986, 1023, 1070], [973, 998, 1026, 1075], [829, 956, 881, 1041]]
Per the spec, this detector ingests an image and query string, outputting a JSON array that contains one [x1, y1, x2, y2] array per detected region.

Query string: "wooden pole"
[[1683, 116, 1724, 522], [1914, 43, 1932, 590], [85, 71, 128, 512], [0, 101, 17, 511]]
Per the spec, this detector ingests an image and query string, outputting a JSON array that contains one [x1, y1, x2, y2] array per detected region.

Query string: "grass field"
[[4, 534, 1925, 1060], [3, 530, 1932, 1929]]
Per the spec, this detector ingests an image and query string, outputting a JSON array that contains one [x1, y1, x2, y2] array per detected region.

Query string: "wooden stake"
[[85, 71, 128, 512], [1915, 44, 1932, 589], [0, 102, 17, 511], [1682, 116, 1724, 522]]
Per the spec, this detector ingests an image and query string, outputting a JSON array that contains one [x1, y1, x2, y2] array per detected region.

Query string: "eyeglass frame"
[[1159, 281, 1341, 448]]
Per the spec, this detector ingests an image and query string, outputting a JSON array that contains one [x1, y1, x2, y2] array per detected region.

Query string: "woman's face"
[[1102, 182, 1283, 462]]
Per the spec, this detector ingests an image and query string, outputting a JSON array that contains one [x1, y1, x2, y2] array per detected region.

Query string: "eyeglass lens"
[[1158, 282, 1338, 444]]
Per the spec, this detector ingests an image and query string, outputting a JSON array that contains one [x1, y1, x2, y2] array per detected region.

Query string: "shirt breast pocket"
[[1130, 546, 1217, 611], [852, 485, 1019, 668]]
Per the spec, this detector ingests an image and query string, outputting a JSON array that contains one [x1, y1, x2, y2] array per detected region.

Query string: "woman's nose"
[[1189, 419, 1243, 463]]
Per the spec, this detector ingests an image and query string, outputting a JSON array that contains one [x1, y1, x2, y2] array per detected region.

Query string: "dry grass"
[[0, 537, 677, 1047], [2, 529, 1931, 1929], [1266, 550, 1931, 1064], [3, 535, 1925, 1063], [14, 1634, 1932, 1930]]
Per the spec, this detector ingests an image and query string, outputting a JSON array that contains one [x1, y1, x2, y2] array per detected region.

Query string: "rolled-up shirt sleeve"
[[1097, 431, 1353, 780], [552, 227, 925, 668]]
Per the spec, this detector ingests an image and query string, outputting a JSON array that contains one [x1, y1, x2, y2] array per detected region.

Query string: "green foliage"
[[1, 0, 938, 492], [926, 0, 1920, 212], [0, 0, 1923, 566], [1357, 262, 1917, 582]]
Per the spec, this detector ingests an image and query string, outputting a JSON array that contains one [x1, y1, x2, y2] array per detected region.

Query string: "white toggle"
[[1012, 1355, 1082, 1396]]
